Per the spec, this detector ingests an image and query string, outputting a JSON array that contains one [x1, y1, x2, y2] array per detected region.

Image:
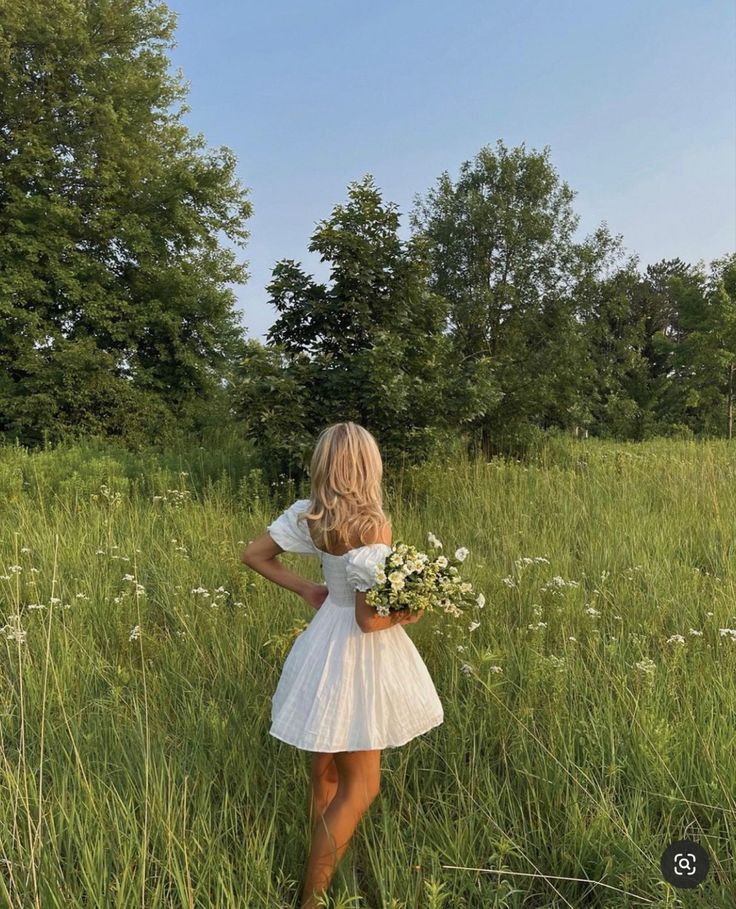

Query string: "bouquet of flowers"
[[366, 532, 485, 625]]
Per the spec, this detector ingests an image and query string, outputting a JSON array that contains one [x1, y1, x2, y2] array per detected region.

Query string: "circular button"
[[660, 839, 709, 888]]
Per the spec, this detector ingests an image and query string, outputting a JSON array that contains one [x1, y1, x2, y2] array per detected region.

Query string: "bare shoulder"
[[366, 519, 392, 547]]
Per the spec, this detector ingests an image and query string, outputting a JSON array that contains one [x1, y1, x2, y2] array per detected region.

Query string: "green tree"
[[234, 175, 497, 479], [411, 139, 615, 454], [0, 0, 251, 447], [671, 255, 736, 437]]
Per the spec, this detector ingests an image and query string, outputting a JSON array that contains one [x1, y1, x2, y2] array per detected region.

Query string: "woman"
[[242, 422, 444, 908]]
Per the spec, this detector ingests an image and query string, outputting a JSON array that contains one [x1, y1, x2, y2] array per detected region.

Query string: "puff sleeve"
[[345, 543, 393, 592], [266, 499, 319, 556]]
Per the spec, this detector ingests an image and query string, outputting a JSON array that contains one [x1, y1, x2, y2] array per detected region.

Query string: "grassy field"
[[0, 434, 734, 908]]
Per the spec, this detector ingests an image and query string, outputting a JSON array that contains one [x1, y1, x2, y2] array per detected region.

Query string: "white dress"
[[266, 499, 444, 753]]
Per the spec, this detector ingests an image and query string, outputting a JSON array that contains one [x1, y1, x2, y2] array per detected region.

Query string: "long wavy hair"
[[299, 423, 391, 554]]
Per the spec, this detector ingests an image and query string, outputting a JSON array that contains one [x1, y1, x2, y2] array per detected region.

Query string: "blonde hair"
[[299, 422, 391, 554]]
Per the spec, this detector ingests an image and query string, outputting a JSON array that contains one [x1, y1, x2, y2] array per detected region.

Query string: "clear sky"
[[167, 0, 736, 342]]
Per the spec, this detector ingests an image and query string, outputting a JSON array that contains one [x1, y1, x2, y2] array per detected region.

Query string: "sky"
[[166, 0, 736, 343]]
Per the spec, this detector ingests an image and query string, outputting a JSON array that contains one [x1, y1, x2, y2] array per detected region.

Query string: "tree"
[[234, 175, 497, 477], [411, 139, 614, 454], [0, 0, 252, 447], [671, 255, 736, 438]]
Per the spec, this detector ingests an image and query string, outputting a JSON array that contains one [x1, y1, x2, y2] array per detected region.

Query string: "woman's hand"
[[301, 582, 329, 611], [398, 608, 425, 625]]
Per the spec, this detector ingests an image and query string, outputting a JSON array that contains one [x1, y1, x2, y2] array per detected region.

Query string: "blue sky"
[[167, 0, 736, 342]]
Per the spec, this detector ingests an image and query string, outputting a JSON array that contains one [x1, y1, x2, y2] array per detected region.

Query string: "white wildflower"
[[476, 592, 485, 609], [546, 654, 566, 671], [129, 625, 141, 641], [688, 628, 703, 637], [1, 616, 26, 643], [427, 532, 443, 549], [469, 621, 481, 632], [635, 658, 656, 674], [666, 634, 685, 645], [455, 547, 469, 562]]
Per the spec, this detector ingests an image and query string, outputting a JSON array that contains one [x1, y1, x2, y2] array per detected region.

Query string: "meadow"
[[0, 434, 734, 908]]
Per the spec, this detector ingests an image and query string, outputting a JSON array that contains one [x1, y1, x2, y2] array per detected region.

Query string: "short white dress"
[[266, 499, 444, 753]]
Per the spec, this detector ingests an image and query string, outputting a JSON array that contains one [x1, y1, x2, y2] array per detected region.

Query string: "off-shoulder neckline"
[[315, 542, 390, 558], [293, 499, 391, 557]]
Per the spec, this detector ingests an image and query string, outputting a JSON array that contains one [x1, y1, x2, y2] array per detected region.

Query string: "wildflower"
[[455, 547, 469, 562], [469, 621, 481, 632], [502, 576, 517, 588], [528, 621, 547, 631], [460, 663, 473, 675], [635, 658, 656, 674], [585, 606, 601, 617], [75, 593, 89, 600], [688, 628, 703, 637], [545, 654, 566, 671], [719, 628, 736, 641], [541, 575, 580, 592], [666, 634, 685, 645], [122, 574, 135, 582], [1, 616, 26, 643], [129, 625, 141, 641], [7, 565, 22, 573], [427, 532, 443, 549], [489, 665, 504, 674], [476, 593, 485, 609], [568, 636, 577, 642], [21, 547, 30, 554]]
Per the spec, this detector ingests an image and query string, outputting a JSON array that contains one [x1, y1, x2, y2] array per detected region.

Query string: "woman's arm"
[[355, 591, 424, 633], [242, 533, 326, 609]]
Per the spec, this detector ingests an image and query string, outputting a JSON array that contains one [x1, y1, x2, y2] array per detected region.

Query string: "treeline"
[[1, 2, 734, 480]]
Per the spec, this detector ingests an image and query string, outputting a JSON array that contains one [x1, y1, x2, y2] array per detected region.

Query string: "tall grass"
[[0, 435, 734, 907]]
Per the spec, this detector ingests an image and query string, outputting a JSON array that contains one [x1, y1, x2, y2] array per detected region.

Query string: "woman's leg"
[[308, 752, 339, 831], [300, 748, 381, 909]]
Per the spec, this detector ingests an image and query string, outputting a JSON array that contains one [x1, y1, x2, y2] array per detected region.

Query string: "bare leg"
[[309, 752, 339, 832], [300, 749, 381, 909]]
